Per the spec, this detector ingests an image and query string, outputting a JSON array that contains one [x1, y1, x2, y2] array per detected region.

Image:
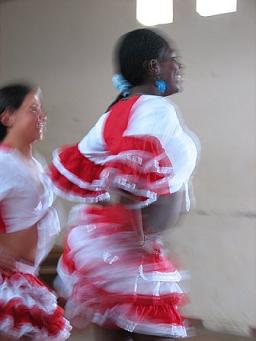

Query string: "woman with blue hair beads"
[[49, 29, 199, 340]]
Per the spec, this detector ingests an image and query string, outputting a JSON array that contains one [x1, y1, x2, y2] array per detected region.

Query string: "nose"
[[176, 60, 184, 72], [172, 56, 184, 72]]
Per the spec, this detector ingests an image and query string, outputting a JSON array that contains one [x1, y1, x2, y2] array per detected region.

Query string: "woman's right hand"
[[0, 245, 16, 273]]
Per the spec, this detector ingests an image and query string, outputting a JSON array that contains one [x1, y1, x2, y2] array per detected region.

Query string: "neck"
[[129, 83, 160, 97], [2, 135, 33, 158]]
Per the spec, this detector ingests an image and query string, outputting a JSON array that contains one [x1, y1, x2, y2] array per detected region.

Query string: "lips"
[[36, 120, 47, 133]]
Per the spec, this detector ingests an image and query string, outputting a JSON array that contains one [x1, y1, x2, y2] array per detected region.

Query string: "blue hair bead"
[[112, 74, 131, 96]]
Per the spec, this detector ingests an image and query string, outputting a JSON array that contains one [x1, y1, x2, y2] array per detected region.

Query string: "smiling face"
[[158, 47, 183, 96], [7, 90, 47, 144]]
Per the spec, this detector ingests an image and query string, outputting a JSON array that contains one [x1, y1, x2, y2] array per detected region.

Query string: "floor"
[[69, 327, 253, 340]]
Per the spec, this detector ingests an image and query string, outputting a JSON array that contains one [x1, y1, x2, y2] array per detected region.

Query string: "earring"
[[155, 79, 167, 94]]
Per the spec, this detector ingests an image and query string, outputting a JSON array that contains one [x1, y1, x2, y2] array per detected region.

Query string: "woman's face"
[[158, 47, 183, 96], [9, 91, 47, 143]]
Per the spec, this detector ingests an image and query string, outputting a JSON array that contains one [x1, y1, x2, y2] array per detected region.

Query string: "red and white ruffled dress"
[[50, 95, 198, 338], [0, 146, 71, 340]]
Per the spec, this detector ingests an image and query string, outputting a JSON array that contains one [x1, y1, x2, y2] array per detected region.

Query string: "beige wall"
[[0, 0, 255, 336]]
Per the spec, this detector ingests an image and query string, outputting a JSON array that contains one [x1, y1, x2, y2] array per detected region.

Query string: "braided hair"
[[107, 29, 169, 110]]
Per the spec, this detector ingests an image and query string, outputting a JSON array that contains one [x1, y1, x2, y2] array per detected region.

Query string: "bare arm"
[[142, 191, 184, 234]]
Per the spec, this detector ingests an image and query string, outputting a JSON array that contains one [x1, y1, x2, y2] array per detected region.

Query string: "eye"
[[170, 56, 180, 63], [30, 106, 41, 114]]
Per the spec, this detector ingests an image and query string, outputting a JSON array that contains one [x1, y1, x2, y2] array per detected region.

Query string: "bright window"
[[196, 0, 237, 16], [136, 0, 173, 26]]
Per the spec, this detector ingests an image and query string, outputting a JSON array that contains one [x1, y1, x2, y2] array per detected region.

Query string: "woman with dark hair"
[[49, 29, 199, 340], [0, 84, 71, 340]]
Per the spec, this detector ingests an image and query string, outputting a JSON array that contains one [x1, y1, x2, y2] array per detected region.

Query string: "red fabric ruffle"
[[48, 96, 174, 204], [0, 271, 71, 340]]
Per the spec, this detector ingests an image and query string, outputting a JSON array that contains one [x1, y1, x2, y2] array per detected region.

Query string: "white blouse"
[[78, 95, 199, 201], [0, 148, 60, 268]]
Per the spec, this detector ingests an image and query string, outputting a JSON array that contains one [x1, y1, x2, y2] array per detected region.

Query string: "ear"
[[148, 59, 161, 77], [0, 110, 14, 128]]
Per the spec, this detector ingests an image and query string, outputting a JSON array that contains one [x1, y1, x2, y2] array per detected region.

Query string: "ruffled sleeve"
[[101, 98, 176, 205], [48, 96, 197, 207], [49, 144, 109, 203], [123, 96, 198, 194]]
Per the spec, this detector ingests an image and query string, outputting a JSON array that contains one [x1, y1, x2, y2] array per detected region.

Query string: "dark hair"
[[107, 29, 170, 110], [115, 28, 169, 86], [0, 83, 34, 141]]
